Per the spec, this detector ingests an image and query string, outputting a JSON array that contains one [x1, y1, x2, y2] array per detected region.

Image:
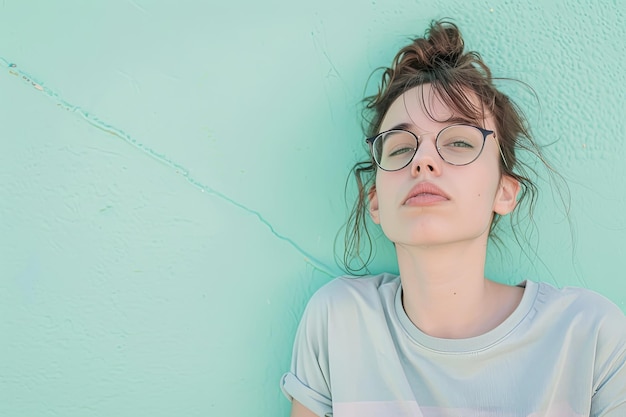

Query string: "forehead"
[[379, 84, 484, 132]]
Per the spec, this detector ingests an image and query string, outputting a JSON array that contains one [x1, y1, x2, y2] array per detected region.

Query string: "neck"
[[396, 238, 521, 339]]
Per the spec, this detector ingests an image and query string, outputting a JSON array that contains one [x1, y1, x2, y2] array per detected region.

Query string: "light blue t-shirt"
[[281, 274, 626, 417]]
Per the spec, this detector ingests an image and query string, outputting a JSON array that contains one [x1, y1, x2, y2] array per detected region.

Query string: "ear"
[[368, 184, 380, 224], [493, 175, 520, 215]]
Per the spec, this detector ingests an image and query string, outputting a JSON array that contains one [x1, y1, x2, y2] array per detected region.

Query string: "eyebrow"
[[388, 122, 414, 132], [385, 117, 480, 134]]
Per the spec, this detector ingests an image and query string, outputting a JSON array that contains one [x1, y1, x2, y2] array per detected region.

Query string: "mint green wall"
[[1, 1, 624, 416]]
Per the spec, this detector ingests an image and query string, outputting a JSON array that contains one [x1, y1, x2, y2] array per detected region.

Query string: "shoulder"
[[306, 272, 400, 312], [298, 273, 400, 330], [534, 281, 625, 320], [532, 281, 626, 345], [292, 273, 400, 349]]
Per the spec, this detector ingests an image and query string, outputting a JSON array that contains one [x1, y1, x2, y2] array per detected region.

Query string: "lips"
[[403, 182, 449, 206]]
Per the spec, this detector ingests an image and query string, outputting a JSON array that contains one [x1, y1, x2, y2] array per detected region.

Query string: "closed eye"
[[388, 146, 416, 157], [446, 140, 474, 148]]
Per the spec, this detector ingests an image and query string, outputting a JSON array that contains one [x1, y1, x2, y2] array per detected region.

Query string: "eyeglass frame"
[[365, 123, 508, 171]]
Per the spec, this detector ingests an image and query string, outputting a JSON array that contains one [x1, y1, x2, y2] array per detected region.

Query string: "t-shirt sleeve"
[[281, 289, 333, 417], [591, 301, 626, 416]]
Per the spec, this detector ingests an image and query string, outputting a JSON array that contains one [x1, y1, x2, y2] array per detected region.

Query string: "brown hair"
[[342, 20, 562, 274]]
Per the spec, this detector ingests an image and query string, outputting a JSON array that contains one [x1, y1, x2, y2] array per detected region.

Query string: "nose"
[[409, 139, 442, 176]]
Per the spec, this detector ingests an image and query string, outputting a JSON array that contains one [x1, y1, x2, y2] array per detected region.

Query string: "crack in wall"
[[0, 56, 336, 278]]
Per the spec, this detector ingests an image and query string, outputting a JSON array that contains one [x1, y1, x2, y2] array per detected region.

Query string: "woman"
[[281, 20, 626, 417]]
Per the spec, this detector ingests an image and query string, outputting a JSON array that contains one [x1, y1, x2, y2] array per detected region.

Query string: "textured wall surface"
[[1, 1, 625, 416]]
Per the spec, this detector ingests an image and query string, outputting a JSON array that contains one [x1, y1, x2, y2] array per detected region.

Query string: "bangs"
[[405, 79, 491, 128]]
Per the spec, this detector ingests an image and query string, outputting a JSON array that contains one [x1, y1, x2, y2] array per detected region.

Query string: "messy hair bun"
[[364, 20, 495, 138]]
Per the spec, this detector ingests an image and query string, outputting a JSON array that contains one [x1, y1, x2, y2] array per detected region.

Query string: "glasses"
[[366, 124, 503, 171]]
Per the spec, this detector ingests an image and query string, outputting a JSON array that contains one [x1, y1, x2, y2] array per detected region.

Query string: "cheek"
[[375, 176, 393, 205], [478, 179, 502, 209], [462, 169, 501, 209], [473, 163, 501, 192]]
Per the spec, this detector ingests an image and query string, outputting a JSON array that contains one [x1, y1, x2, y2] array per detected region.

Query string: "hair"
[[341, 19, 566, 274]]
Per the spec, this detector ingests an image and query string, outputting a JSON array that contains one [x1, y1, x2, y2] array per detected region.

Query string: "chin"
[[385, 227, 491, 249], [386, 231, 450, 247]]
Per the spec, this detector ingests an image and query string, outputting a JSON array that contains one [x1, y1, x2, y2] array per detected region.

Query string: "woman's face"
[[368, 84, 519, 248]]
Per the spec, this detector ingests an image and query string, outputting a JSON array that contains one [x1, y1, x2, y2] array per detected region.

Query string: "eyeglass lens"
[[372, 125, 486, 170]]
